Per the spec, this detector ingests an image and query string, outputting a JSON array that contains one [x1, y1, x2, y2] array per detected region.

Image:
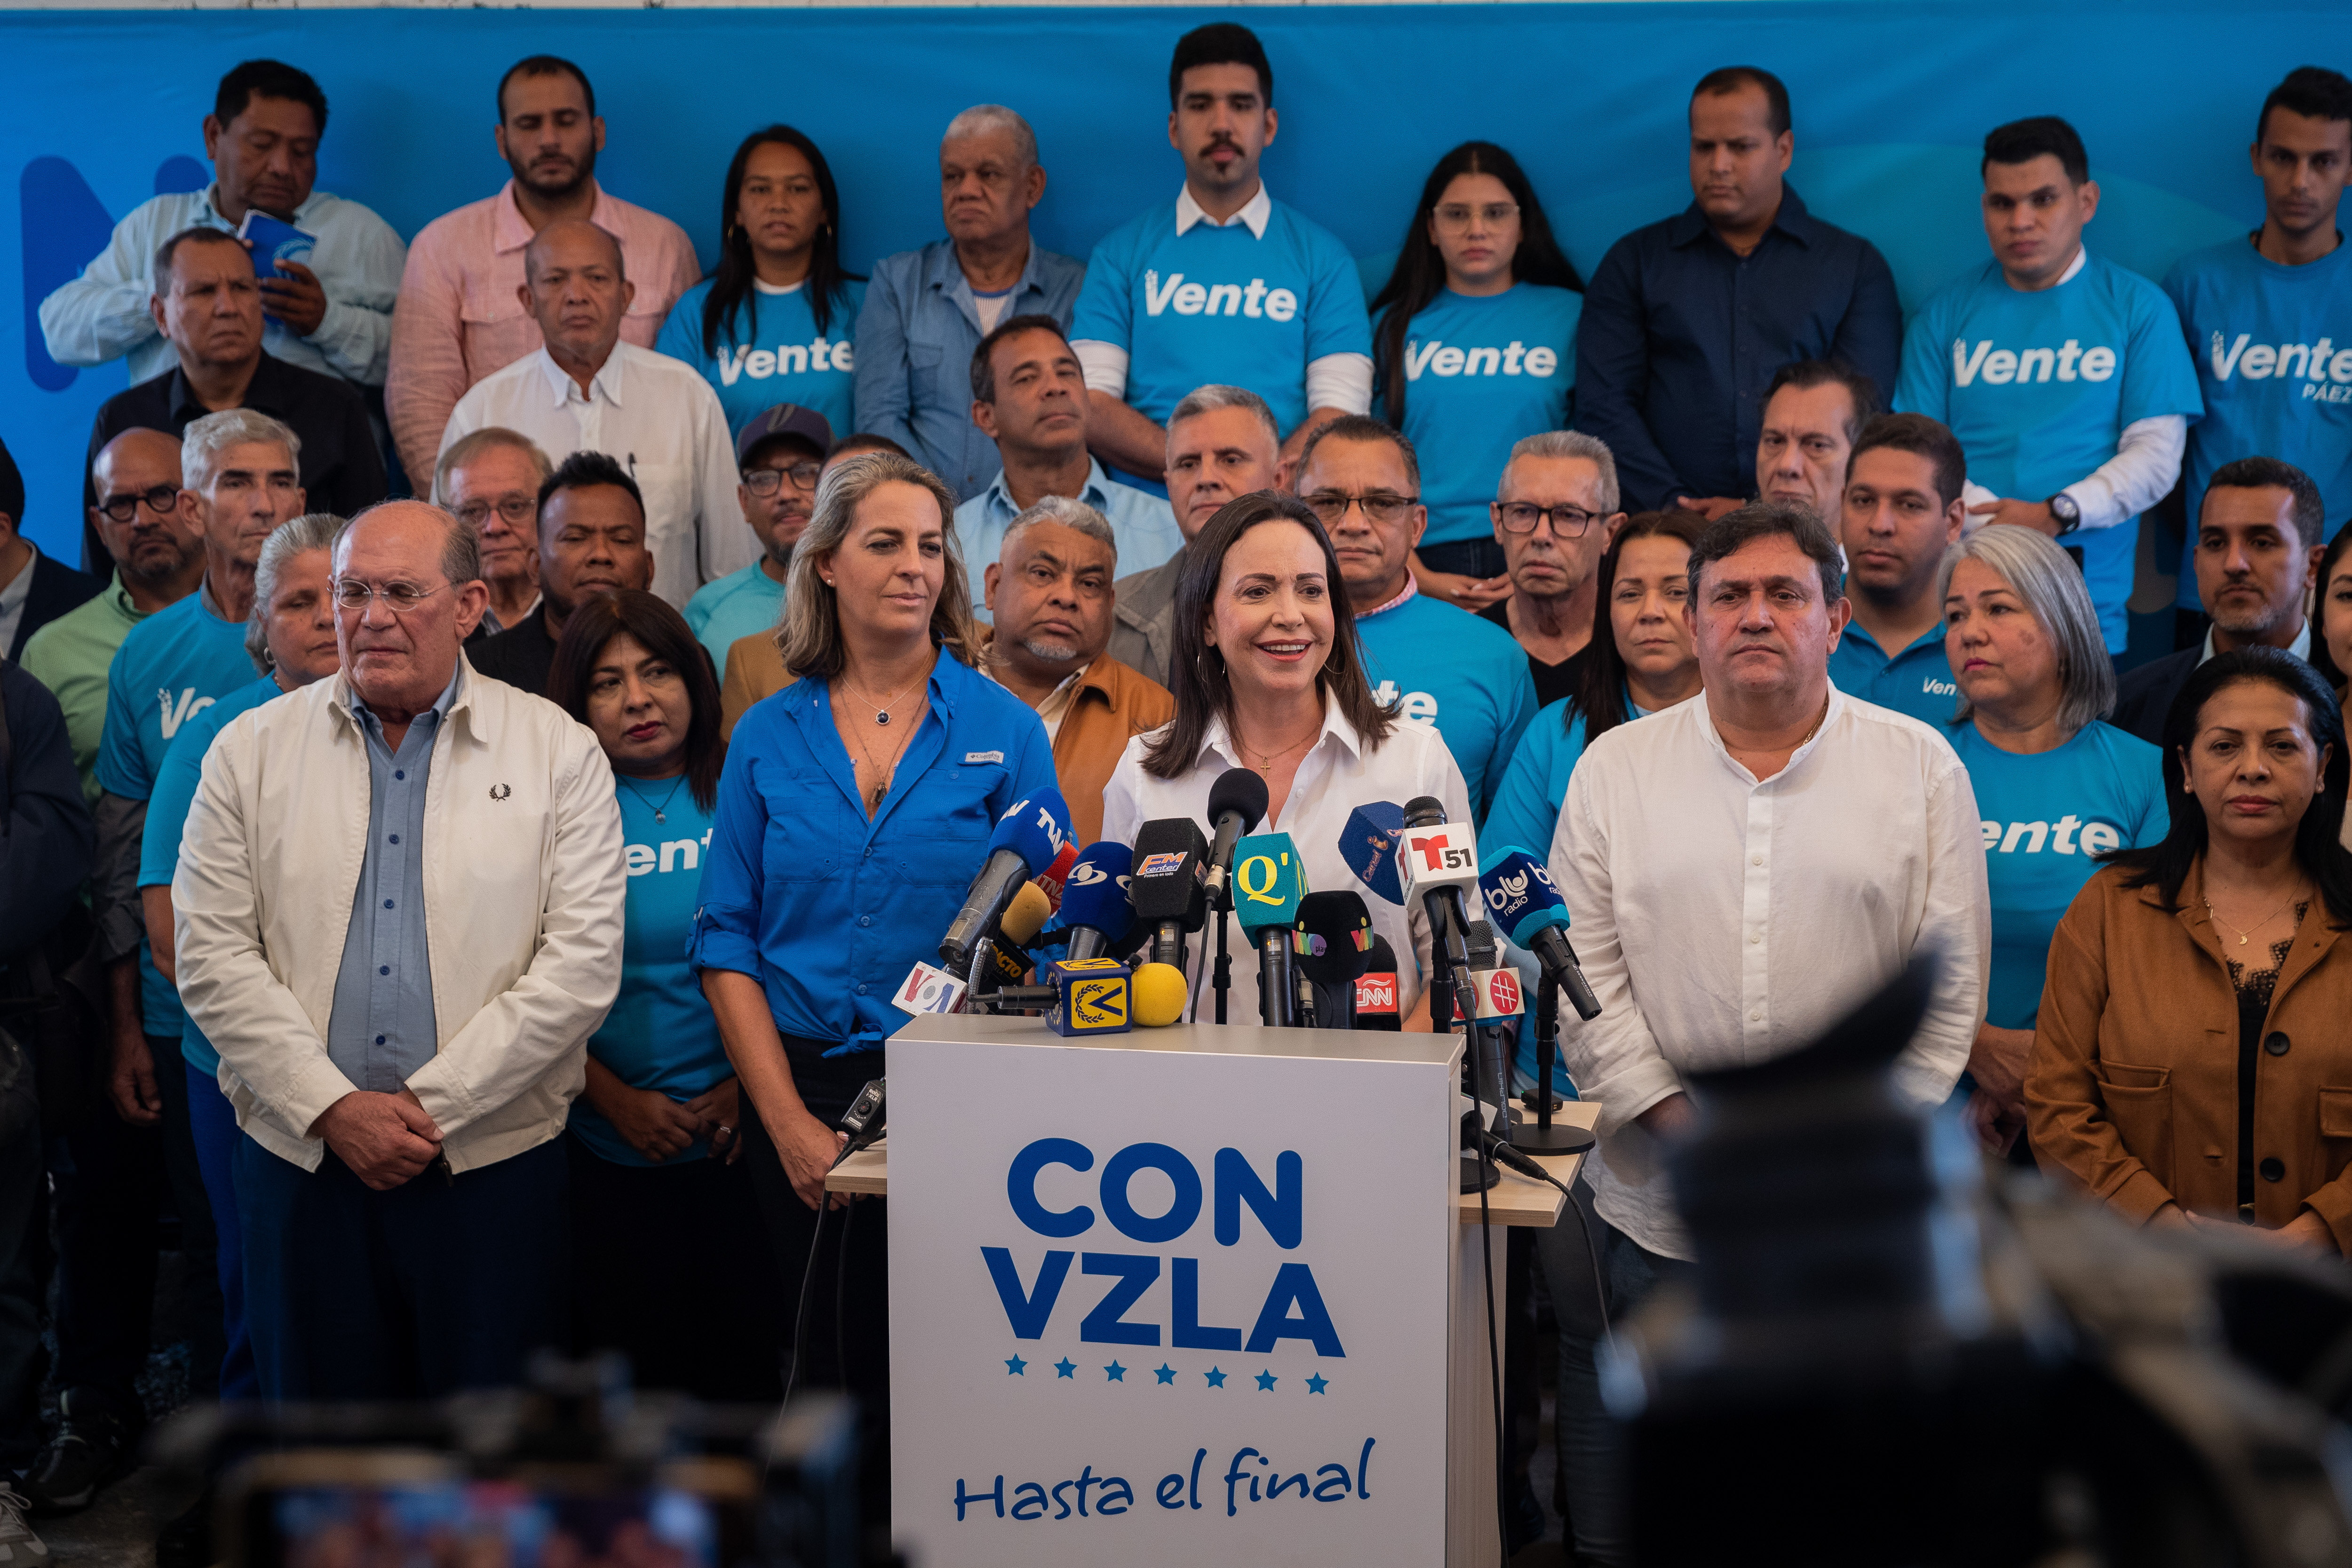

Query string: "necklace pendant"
[[654, 810, 666, 824], [875, 708, 890, 726], [2240, 934, 2250, 946]]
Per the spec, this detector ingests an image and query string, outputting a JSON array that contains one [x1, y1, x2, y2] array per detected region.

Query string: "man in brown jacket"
[[979, 494, 1173, 843]]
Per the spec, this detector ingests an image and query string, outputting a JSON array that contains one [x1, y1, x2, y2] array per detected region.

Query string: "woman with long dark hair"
[[1100, 491, 1470, 1025], [1483, 510, 1705, 862], [547, 589, 779, 1400], [1368, 142, 1584, 613], [657, 125, 865, 441], [2028, 647, 2352, 1253]]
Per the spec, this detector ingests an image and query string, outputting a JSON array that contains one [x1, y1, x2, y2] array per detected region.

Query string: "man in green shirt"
[[20, 429, 203, 803]]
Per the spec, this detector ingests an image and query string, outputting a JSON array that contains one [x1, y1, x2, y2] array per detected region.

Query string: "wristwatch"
[[2046, 492, 2082, 535]]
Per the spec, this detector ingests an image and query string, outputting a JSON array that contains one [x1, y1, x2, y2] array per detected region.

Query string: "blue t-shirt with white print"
[[568, 780, 733, 1167], [1828, 623, 1960, 729], [95, 589, 257, 1038], [1069, 193, 1371, 435], [656, 276, 865, 444], [1948, 718, 2169, 1031], [1895, 252, 2202, 653], [1386, 282, 1582, 545], [1353, 590, 1536, 824], [2164, 236, 2352, 609]]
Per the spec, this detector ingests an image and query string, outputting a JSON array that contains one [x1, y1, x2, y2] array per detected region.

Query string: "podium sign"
[[888, 1012, 1460, 1567]]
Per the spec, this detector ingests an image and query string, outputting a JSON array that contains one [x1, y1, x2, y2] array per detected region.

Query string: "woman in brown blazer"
[[2029, 647, 2352, 1253]]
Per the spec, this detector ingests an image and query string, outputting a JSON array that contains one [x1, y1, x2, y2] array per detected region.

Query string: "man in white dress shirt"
[[1544, 500, 1987, 1566], [436, 219, 746, 611]]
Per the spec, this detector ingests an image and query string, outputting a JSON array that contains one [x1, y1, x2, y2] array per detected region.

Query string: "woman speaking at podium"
[[1101, 490, 1470, 1027], [688, 452, 1055, 1504]]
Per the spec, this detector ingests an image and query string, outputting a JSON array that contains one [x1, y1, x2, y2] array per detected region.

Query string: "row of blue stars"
[[1002, 1356, 1327, 1393]]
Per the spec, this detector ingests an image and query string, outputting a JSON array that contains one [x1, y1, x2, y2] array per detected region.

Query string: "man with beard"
[[1826, 413, 1969, 726], [388, 55, 699, 486], [684, 404, 831, 672], [434, 428, 551, 635], [2111, 456, 2328, 743], [470, 452, 656, 699], [981, 496, 1173, 843], [1478, 430, 1628, 707]]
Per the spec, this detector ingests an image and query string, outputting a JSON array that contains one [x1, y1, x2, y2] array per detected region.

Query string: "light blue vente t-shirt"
[[656, 276, 866, 443], [684, 560, 786, 676], [1389, 282, 1582, 545], [1895, 251, 2202, 653], [1353, 590, 1537, 825], [569, 780, 732, 1166], [1069, 194, 1371, 435], [1948, 718, 2169, 1030], [95, 588, 257, 1038], [2164, 235, 2352, 610], [137, 672, 285, 1075]]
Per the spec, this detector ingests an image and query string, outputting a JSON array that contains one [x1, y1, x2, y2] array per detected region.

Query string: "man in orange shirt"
[[385, 55, 699, 485]]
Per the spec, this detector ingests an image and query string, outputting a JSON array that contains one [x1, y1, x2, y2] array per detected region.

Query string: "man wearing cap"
[[683, 404, 827, 672]]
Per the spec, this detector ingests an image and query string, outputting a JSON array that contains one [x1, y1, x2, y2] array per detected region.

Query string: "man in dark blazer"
[[2112, 455, 2326, 744], [0, 437, 102, 661]]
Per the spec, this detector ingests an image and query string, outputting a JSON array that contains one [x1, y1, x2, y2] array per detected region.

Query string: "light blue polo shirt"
[[656, 276, 866, 443], [2164, 236, 2352, 609], [1829, 623, 1960, 729], [1387, 282, 1582, 545], [684, 561, 787, 674], [1895, 251, 2202, 652], [1353, 586, 1536, 823], [954, 458, 1183, 621], [1948, 719, 2169, 1029], [95, 584, 257, 1038], [1070, 185, 1371, 434]]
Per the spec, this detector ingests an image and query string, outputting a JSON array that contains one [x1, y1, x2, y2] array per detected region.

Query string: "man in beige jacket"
[[174, 499, 624, 1398]]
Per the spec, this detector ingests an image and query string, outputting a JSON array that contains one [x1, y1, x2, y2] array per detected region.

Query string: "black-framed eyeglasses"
[[1494, 501, 1603, 537], [333, 580, 450, 614], [743, 462, 823, 496], [452, 496, 537, 528], [1303, 491, 1419, 527], [96, 484, 181, 524]]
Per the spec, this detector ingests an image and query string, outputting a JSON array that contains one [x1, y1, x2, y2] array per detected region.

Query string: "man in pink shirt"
[[386, 55, 699, 485]]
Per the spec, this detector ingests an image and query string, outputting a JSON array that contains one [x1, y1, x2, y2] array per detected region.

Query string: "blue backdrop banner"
[[1, 0, 2337, 565]]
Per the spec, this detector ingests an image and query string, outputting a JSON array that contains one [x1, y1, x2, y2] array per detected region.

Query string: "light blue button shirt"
[[327, 669, 459, 1093], [37, 182, 406, 386], [954, 458, 1183, 621]]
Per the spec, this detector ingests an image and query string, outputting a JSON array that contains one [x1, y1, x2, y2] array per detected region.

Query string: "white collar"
[[1200, 696, 1361, 775], [2199, 620, 2312, 666], [1695, 684, 1848, 785], [1175, 182, 1272, 240], [2055, 246, 2089, 286], [534, 343, 625, 407]]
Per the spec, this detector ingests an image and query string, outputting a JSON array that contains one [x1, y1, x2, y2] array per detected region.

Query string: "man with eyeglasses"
[[173, 498, 624, 1404], [24, 431, 202, 806], [24, 411, 304, 1518], [434, 428, 551, 636], [954, 316, 1180, 621], [683, 404, 828, 673], [1576, 66, 1900, 517], [471, 452, 656, 698], [1478, 431, 1629, 707], [1295, 415, 1535, 821]]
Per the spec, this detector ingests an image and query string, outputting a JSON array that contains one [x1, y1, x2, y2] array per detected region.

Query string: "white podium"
[[853, 1012, 1594, 1568]]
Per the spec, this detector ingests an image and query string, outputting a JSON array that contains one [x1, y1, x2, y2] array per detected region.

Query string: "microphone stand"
[[1212, 887, 1232, 1025], [1431, 898, 1495, 1194], [1510, 974, 1589, 1155]]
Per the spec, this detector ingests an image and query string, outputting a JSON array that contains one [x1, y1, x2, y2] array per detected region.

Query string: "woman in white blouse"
[[1101, 491, 1470, 1027]]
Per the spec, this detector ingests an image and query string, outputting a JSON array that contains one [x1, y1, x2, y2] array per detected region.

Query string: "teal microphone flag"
[[1232, 831, 1306, 939]]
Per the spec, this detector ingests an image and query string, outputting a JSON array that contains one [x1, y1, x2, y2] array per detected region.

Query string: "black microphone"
[[1294, 891, 1374, 1029], [1128, 817, 1210, 968], [1354, 936, 1401, 1031], [940, 789, 1073, 972], [1200, 767, 1270, 910]]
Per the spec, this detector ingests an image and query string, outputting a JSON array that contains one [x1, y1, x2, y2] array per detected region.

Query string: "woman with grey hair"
[[132, 511, 343, 1413], [1940, 522, 2169, 1156], [690, 452, 1055, 1519]]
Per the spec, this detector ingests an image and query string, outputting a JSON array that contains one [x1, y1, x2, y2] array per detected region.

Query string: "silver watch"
[[2047, 492, 2082, 535]]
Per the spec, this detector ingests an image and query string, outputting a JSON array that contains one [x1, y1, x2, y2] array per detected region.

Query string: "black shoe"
[[21, 1393, 135, 1514], [154, 1487, 214, 1568]]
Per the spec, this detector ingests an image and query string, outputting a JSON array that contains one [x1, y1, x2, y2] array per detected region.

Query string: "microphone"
[[1232, 831, 1306, 1028], [1477, 844, 1601, 1022], [1294, 891, 1374, 1029], [1057, 842, 1136, 963], [1398, 796, 1481, 980], [1131, 962, 1189, 1027], [1201, 767, 1270, 910], [1128, 817, 1210, 967], [939, 788, 1074, 972], [1336, 800, 1407, 905], [1354, 936, 1401, 1030], [975, 881, 1056, 994]]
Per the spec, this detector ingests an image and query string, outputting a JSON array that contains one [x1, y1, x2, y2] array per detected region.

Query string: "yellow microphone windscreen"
[[1131, 962, 1188, 1027], [1001, 881, 1054, 946]]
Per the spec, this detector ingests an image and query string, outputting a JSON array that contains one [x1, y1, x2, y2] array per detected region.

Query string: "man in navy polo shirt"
[[1828, 413, 1968, 726], [1069, 22, 1371, 485]]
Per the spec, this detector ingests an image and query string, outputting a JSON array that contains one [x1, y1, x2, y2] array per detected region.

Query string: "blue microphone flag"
[[1336, 801, 1406, 905]]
